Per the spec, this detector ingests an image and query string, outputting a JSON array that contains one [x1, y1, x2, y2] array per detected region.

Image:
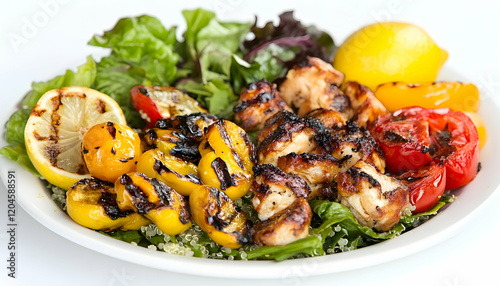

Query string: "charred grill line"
[[106, 122, 117, 139], [120, 174, 156, 214], [211, 157, 236, 190], [149, 178, 191, 224], [153, 159, 203, 185]]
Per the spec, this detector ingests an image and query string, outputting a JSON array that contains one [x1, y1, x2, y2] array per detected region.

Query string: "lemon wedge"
[[24, 86, 127, 190]]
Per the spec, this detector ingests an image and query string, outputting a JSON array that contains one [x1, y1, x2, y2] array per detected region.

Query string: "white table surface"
[[1, 1, 499, 285]]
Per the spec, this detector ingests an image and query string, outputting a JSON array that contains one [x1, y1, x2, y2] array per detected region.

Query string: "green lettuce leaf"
[[230, 44, 295, 93], [246, 234, 323, 261], [89, 15, 180, 128], [88, 15, 178, 72], [176, 79, 238, 119], [99, 230, 145, 244], [400, 196, 453, 228], [93, 54, 147, 128], [310, 200, 404, 242], [180, 9, 251, 83]]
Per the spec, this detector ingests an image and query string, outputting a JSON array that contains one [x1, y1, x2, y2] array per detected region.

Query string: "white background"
[[1, 0, 500, 285]]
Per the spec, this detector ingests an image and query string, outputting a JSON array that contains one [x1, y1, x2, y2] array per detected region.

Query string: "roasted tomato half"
[[130, 85, 207, 129], [370, 106, 479, 190], [396, 163, 446, 213]]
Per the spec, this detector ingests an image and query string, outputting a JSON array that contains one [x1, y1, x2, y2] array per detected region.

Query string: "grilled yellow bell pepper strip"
[[374, 81, 480, 112], [197, 120, 256, 200], [66, 178, 150, 231], [114, 173, 192, 236], [136, 148, 203, 196], [189, 185, 251, 249]]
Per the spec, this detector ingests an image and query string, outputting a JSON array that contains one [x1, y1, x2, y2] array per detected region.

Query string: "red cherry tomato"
[[396, 163, 446, 213], [370, 106, 479, 190]]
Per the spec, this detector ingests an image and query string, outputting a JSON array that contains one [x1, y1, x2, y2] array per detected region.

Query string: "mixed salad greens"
[[0, 9, 451, 260]]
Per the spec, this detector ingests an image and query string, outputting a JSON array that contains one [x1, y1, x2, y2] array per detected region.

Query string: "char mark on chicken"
[[250, 164, 310, 221], [277, 152, 340, 199], [335, 160, 409, 231], [256, 110, 329, 165], [327, 121, 386, 173], [252, 198, 312, 246], [343, 81, 389, 127], [279, 57, 353, 118], [305, 108, 346, 133], [233, 79, 293, 132]]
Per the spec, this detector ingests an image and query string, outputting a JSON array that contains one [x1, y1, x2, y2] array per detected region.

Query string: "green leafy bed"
[[1, 9, 450, 261]]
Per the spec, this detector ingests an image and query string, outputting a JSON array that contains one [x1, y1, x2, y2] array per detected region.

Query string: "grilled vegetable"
[[66, 178, 150, 231], [198, 120, 256, 200], [114, 173, 192, 235], [189, 185, 251, 249], [130, 85, 207, 129], [374, 81, 480, 113], [142, 128, 197, 160], [142, 113, 219, 163], [370, 106, 480, 190], [396, 163, 447, 213], [82, 122, 142, 183], [136, 149, 203, 196]]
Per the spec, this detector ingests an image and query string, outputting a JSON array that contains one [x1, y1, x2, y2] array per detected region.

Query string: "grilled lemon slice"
[[25, 86, 127, 189]]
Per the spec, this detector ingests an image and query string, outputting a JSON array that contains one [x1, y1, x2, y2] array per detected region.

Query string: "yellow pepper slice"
[[66, 178, 150, 231], [189, 185, 250, 249], [136, 149, 202, 196], [374, 81, 480, 112], [114, 173, 192, 235], [198, 120, 255, 200]]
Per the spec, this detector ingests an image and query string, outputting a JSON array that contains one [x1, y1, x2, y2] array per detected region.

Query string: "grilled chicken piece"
[[344, 81, 389, 127], [256, 109, 296, 145], [256, 110, 328, 165], [250, 164, 310, 221], [305, 108, 346, 132], [335, 161, 409, 231], [252, 198, 312, 246], [328, 121, 386, 173], [279, 57, 352, 118], [277, 152, 340, 199], [233, 79, 293, 132]]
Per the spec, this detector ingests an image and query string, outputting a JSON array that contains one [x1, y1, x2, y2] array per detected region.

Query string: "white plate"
[[1, 68, 499, 279], [0, 2, 499, 279]]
